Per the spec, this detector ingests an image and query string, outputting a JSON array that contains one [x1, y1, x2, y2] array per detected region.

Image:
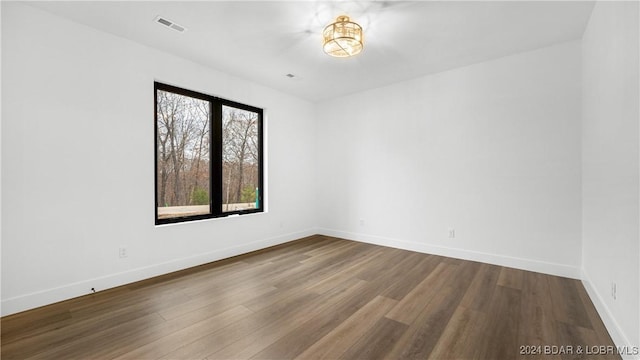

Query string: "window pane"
[[156, 90, 211, 219], [222, 105, 260, 212]]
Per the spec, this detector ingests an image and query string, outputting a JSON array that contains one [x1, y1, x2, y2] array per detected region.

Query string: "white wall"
[[1, 3, 317, 315], [581, 1, 640, 355], [0, 2, 4, 316], [316, 41, 583, 278]]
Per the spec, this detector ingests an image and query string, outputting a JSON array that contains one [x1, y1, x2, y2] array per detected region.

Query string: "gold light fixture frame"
[[322, 15, 364, 58]]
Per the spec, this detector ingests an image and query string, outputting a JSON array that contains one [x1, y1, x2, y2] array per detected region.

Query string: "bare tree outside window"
[[154, 82, 263, 225], [222, 106, 259, 212], [156, 90, 211, 219]]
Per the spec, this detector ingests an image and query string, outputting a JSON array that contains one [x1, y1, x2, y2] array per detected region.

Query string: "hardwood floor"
[[1, 235, 619, 359]]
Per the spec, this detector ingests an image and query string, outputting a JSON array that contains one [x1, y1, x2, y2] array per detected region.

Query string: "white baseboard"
[[1, 228, 317, 316], [581, 271, 640, 360], [317, 228, 582, 279]]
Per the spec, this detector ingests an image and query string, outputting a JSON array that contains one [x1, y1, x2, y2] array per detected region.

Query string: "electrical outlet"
[[359, 219, 365, 226], [448, 228, 455, 238], [611, 282, 617, 300], [118, 247, 128, 258]]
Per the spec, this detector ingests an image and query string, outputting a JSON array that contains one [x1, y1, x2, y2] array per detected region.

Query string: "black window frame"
[[154, 82, 264, 225]]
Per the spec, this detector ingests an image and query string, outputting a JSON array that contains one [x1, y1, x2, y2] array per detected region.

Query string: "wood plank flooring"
[[1, 235, 619, 359]]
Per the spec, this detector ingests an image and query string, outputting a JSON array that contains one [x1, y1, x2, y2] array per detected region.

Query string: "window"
[[155, 82, 263, 224]]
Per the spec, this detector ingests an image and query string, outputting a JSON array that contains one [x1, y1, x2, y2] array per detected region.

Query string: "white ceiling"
[[29, 1, 595, 102]]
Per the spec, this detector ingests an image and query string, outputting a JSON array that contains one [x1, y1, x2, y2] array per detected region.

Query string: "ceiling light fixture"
[[322, 15, 364, 58]]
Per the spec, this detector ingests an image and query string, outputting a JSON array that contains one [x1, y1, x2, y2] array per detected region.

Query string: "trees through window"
[[155, 82, 263, 224]]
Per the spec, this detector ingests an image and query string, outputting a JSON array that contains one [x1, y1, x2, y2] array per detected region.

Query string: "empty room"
[[1, 1, 639, 359]]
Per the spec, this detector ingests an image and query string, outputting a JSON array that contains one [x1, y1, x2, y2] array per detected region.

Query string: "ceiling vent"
[[154, 16, 186, 33]]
